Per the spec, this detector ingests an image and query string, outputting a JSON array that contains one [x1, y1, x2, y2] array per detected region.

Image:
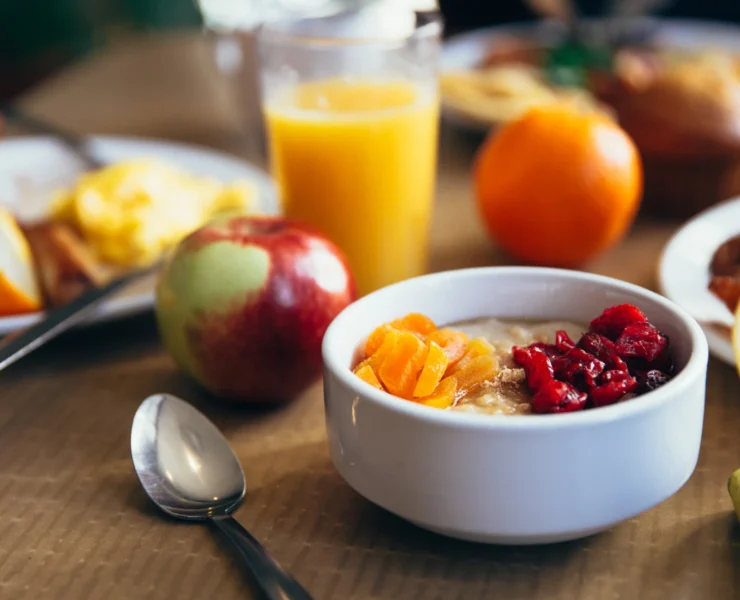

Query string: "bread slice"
[[21, 221, 113, 307]]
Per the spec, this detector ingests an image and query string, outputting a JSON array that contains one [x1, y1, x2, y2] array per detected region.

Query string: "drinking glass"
[[258, 8, 442, 296]]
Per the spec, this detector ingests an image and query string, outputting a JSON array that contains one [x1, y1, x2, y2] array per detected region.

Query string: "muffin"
[[595, 49, 740, 219]]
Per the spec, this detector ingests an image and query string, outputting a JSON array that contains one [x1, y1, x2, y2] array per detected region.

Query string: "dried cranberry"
[[529, 342, 560, 359], [512, 346, 554, 392], [519, 305, 675, 414], [589, 304, 648, 340], [637, 369, 671, 393], [512, 346, 529, 365], [531, 380, 588, 414], [590, 374, 638, 407], [605, 354, 629, 372], [600, 369, 634, 384], [551, 355, 569, 375], [555, 330, 577, 353], [554, 347, 605, 390], [576, 332, 628, 371], [615, 322, 667, 363], [651, 344, 675, 375]]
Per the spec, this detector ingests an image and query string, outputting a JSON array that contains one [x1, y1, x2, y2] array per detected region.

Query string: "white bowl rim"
[[322, 266, 709, 430]]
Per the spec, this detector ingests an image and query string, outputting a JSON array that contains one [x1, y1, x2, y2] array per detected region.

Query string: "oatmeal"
[[351, 305, 676, 415], [448, 318, 584, 415]]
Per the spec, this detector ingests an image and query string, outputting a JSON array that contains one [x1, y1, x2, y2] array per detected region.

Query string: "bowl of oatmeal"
[[322, 267, 708, 544]]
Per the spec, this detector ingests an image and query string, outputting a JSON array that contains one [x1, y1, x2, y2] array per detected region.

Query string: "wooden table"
[[3, 30, 740, 600]]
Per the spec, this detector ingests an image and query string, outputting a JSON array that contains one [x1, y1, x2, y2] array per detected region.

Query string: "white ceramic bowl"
[[322, 267, 709, 545]]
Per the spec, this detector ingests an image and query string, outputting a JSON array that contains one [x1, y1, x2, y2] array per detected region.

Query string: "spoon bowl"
[[130, 393, 313, 599], [131, 393, 244, 519]]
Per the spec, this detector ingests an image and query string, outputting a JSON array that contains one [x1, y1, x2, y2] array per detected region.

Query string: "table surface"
[[4, 30, 740, 600]]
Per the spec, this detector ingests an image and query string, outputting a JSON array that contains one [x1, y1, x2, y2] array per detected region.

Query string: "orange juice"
[[265, 79, 439, 295]]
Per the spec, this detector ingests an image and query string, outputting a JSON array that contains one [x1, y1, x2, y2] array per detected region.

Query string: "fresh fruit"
[[0, 208, 42, 316], [513, 304, 673, 414], [155, 215, 356, 403], [474, 104, 642, 267]]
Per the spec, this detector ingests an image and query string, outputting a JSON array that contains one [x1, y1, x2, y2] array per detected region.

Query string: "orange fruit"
[[0, 208, 42, 316], [474, 104, 642, 267]]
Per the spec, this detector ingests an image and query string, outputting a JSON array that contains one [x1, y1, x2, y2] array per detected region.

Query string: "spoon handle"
[[210, 515, 313, 600]]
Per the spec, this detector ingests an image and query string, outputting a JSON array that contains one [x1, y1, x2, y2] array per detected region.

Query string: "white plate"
[[657, 197, 740, 367], [0, 135, 278, 335], [441, 18, 740, 133]]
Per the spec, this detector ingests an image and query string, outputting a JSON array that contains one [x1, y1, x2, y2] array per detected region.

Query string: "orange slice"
[[0, 208, 42, 316]]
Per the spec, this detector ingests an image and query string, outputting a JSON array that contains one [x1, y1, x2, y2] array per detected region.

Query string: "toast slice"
[[22, 221, 113, 307]]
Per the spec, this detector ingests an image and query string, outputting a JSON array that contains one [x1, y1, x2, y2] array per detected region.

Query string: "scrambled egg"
[[51, 159, 257, 268]]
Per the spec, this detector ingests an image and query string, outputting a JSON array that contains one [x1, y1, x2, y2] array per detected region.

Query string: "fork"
[[0, 104, 105, 170]]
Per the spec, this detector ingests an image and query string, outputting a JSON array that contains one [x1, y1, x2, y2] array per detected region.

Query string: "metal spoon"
[[130, 393, 313, 599]]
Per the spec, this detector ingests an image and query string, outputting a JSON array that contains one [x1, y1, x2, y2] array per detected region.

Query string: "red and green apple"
[[155, 215, 356, 403]]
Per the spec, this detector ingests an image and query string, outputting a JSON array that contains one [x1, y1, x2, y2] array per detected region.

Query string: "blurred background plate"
[[440, 17, 740, 133], [0, 135, 278, 334], [657, 196, 740, 367]]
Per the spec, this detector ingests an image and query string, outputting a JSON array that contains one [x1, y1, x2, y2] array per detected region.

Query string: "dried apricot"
[[413, 341, 449, 397], [453, 354, 498, 396], [365, 323, 395, 356], [378, 331, 429, 398], [446, 337, 495, 376], [391, 313, 437, 337], [354, 365, 384, 390], [364, 313, 436, 355], [357, 328, 401, 372], [420, 377, 457, 409], [428, 329, 468, 365]]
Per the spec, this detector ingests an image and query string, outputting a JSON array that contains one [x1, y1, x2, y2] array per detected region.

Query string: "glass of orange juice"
[[258, 8, 442, 296]]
